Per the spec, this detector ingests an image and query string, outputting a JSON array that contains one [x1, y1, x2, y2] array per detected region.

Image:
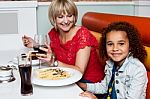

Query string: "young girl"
[[79, 21, 148, 99]]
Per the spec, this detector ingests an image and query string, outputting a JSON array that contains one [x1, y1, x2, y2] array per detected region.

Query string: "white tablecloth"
[[0, 50, 89, 99]]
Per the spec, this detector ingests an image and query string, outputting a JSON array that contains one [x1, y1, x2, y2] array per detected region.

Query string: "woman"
[[22, 0, 104, 83]]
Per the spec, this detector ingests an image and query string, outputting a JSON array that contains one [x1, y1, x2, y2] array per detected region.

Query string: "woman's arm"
[[58, 46, 91, 74], [39, 45, 91, 74]]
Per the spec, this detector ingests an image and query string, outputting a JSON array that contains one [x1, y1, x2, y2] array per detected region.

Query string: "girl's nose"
[[113, 44, 119, 51]]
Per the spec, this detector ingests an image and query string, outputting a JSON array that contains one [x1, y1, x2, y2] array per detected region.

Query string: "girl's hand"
[[22, 35, 34, 48], [77, 82, 87, 90], [79, 91, 98, 99]]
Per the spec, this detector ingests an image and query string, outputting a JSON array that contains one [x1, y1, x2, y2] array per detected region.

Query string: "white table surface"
[[0, 50, 89, 99]]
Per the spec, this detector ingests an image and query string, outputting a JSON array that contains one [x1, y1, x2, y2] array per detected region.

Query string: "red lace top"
[[48, 26, 104, 82]]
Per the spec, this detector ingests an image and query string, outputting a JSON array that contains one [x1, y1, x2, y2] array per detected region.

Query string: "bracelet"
[[50, 53, 58, 67], [53, 60, 58, 67]]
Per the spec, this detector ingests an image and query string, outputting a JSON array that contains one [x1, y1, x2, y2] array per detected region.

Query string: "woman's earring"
[[54, 23, 57, 30]]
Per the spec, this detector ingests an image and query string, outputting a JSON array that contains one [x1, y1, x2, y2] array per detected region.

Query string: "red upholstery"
[[147, 72, 150, 99], [82, 12, 150, 47], [82, 12, 150, 99]]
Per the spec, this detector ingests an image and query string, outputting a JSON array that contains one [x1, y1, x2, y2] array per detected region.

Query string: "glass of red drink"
[[18, 54, 33, 96]]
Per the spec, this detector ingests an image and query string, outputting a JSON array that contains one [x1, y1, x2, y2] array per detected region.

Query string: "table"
[[0, 50, 89, 99]]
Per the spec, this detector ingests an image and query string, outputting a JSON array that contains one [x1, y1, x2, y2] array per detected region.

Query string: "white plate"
[[32, 67, 82, 86]]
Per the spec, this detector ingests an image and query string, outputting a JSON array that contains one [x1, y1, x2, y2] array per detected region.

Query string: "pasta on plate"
[[35, 68, 71, 80]]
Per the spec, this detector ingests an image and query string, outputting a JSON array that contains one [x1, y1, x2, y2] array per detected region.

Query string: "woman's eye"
[[58, 15, 63, 18], [67, 14, 73, 17]]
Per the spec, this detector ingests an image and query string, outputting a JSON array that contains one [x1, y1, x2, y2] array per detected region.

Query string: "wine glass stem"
[[39, 60, 41, 69]]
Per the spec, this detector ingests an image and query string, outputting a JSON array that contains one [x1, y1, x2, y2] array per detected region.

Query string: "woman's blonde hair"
[[48, 0, 78, 27]]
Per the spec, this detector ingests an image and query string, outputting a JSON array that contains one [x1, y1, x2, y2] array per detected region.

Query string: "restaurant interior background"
[[0, 1, 150, 99], [36, 0, 150, 35], [37, 0, 132, 1], [0, 0, 133, 1], [0, 0, 149, 50]]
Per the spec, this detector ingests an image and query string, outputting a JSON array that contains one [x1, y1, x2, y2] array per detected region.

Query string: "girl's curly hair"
[[99, 21, 147, 62]]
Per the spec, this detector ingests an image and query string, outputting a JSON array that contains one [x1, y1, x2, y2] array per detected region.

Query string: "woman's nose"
[[63, 17, 68, 23]]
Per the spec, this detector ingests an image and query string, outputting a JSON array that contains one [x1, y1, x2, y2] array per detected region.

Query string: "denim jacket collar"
[[106, 53, 133, 72]]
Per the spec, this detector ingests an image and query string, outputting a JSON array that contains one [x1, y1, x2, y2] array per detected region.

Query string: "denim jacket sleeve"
[[86, 56, 148, 99], [86, 64, 112, 94], [120, 59, 148, 99]]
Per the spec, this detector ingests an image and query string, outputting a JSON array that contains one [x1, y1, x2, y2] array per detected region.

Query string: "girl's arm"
[[125, 64, 147, 99]]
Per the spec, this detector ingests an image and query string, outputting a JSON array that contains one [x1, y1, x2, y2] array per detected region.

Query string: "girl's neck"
[[114, 59, 125, 70]]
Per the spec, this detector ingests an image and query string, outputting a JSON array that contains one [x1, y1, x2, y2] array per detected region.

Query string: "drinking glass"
[[33, 34, 49, 68], [18, 54, 33, 96]]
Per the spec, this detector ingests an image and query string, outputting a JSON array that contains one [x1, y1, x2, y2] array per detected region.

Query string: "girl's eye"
[[119, 43, 125, 46], [107, 43, 113, 46]]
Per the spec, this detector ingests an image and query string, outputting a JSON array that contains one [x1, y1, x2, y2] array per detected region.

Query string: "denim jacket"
[[87, 55, 148, 99]]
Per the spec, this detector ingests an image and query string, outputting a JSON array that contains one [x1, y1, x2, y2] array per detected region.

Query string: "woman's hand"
[[37, 43, 53, 63], [79, 91, 98, 99], [22, 35, 34, 48]]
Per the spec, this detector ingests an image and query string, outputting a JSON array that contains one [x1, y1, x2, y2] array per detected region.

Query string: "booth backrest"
[[82, 12, 150, 70], [82, 12, 150, 47], [82, 12, 150, 99]]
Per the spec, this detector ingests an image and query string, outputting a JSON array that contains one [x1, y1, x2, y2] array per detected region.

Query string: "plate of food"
[[32, 67, 83, 86]]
